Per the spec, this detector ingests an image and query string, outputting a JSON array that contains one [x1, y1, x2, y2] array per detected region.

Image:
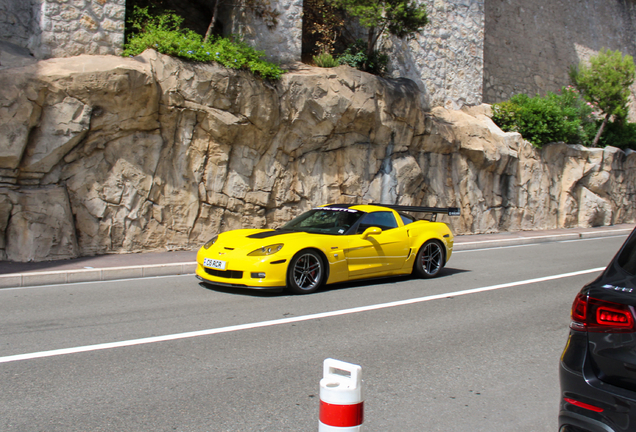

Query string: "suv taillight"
[[570, 293, 636, 333]]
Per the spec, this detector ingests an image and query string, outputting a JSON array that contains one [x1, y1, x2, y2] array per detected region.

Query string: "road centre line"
[[0, 267, 605, 364]]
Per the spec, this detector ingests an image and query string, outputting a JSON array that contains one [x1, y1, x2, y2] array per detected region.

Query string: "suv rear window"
[[617, 232, 636, 275]]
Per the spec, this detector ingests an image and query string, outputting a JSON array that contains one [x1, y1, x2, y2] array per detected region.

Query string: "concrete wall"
[[483, 0, 636, 104], [0, 0, 38, 50]]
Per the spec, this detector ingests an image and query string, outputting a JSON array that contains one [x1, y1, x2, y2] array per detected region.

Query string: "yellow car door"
[[344, 211, 410, 278]]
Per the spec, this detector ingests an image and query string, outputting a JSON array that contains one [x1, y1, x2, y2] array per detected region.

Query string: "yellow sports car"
[[196, 204, 460, 294]]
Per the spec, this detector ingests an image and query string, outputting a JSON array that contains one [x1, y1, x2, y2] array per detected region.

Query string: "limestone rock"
[[0, 51, 634, 262], [21, 96, 92, 173], [577, 186, 613, 227], [0, 193, 12, 260], [0, 73, 41, 170], [1, 186, 78, 261]]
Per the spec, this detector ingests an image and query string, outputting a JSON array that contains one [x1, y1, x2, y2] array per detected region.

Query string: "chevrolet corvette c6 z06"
[[196, 203, 460, 294]]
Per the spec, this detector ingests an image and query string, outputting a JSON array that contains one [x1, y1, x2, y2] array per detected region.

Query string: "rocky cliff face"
[[1, 50, 635, 262]]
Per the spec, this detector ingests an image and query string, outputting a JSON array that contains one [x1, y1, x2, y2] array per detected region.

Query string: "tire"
[[413, 240, 445, 278], [286, 249, 325, 294]]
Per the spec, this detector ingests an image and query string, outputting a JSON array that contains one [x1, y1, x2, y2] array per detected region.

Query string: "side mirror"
[[361, 227, 382, 238]]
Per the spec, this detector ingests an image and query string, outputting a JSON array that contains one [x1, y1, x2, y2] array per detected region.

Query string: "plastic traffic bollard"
[[319, 358, 364, 431]]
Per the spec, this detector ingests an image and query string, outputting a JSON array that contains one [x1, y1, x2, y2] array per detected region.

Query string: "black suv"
[[560, 227, 636, 432]]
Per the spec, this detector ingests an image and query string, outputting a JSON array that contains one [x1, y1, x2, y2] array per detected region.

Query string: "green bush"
[[313, 52, 340, 68], [123, 7, 284, 80], [570, 48, 636, 146], [337, 39, 388, 75], [597, 120, 636, 149], [492, 87, 597, 147]]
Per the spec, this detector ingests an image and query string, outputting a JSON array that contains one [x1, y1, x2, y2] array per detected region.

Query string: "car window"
[[617, 232, 636, 275], [400, 214, 414, 225], [357, 211, 398, 234], [282, 209, 363, 235]]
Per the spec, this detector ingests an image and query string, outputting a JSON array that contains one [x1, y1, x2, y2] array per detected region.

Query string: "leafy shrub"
[[123, 6, 284, 80], [329, 0, 428, 63], [303, 0, 346, 57], [337, 39, 388, 75], [313, 52, 340, 68], [597, 120, 636, 150], [570, 48, 636, 146], [492, 87, 597, 147]]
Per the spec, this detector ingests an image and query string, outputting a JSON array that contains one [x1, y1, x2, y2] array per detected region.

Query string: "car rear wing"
[[373, 204, 461, 221]]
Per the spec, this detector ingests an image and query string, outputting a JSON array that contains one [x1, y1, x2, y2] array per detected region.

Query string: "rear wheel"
[[413, 240, 445, 278], [286, 250, 325, 294]]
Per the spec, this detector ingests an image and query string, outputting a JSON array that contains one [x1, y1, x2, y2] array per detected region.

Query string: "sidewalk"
[[1, 224, 633, 289]]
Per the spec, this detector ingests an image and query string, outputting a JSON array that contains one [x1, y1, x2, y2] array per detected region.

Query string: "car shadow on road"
[[198, 267, 470, 297], [198, 282, 287, 297], [320, 266, 470, 293]]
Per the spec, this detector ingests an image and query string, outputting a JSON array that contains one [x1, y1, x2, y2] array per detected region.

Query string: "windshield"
[[281, 208, 364, 235]]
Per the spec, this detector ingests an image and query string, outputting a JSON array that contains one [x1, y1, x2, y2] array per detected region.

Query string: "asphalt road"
[[0, 234, 629, 431]]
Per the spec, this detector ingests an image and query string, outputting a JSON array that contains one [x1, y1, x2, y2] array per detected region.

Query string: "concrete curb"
[[1, 227, 632, 289], [0, 262, 197, 289], [453, 227, 634, 251]]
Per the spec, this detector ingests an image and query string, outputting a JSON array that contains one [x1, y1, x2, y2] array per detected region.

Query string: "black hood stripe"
[[246, 230, 295, 239]]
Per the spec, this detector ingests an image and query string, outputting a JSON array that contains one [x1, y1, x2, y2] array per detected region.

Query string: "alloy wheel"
[[421, 241, 443, 276], [293, 253, 322, 291]]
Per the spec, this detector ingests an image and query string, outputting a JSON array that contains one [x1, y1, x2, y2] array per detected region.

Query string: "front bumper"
[[559, 330, 636, 432], [195, 274, 284, 291], [195, 248, 290, 289]]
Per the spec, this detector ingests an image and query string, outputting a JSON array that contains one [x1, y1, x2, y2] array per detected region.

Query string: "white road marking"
[[0, 267, 605, 364]]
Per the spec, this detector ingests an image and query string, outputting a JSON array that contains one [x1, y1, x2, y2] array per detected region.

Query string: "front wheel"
[[286, 250, 325, 294], [413, 240, 445, 278]]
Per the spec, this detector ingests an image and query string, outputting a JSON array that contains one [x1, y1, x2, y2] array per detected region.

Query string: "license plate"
[[203, 258, 226, 270]]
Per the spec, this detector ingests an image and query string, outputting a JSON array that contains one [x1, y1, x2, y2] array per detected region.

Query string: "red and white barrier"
[[319, 358, 364, 431]]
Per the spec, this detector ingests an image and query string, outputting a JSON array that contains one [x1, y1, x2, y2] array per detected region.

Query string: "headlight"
[[248, 244, 284, 256], [203, 235, 218, 249]]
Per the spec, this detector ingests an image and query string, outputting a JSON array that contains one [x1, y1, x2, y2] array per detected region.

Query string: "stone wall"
[[483, 0, 636, 106], [384, 0, 485, 110], [5, 0, 636, 111], [1, 51, 635, 262], [0, 0, 126, 59], [39, 0, 126, 58]]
